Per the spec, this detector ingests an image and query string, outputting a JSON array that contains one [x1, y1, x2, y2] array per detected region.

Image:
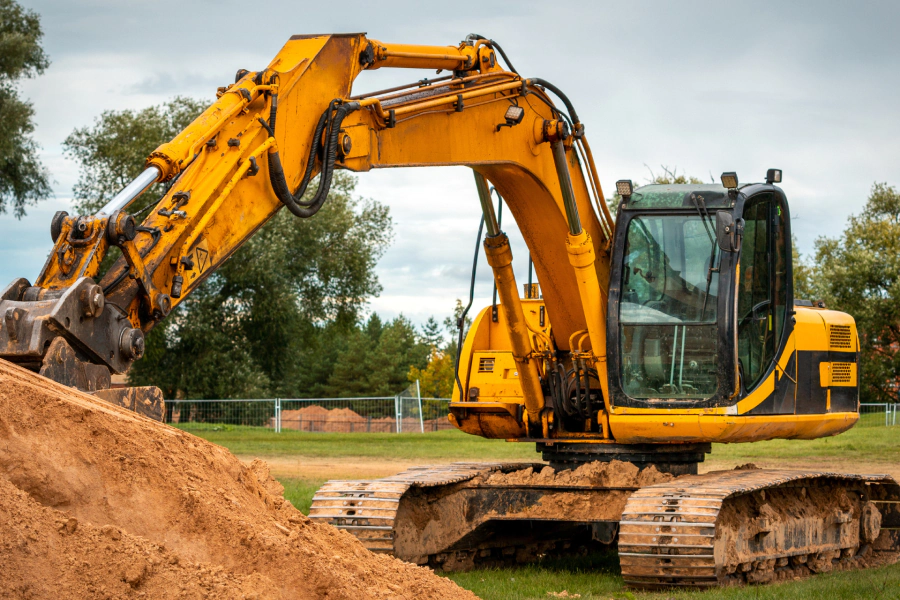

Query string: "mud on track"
[[0, 359, 477, 600]]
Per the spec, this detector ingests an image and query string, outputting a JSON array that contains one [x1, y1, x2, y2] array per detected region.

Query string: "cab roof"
[[625, 183, 733, 210]]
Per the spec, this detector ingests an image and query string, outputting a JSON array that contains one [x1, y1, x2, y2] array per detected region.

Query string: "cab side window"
[[737, 195, 788, 391]]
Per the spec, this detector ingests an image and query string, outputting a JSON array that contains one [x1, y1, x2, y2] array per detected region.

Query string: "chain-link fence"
[[166, 382, 453, 433], [858, 403, 899, 427]]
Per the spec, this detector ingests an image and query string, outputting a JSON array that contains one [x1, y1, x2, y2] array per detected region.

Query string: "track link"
[[309, 463, 510, 554], [619, 469, 900, 588]]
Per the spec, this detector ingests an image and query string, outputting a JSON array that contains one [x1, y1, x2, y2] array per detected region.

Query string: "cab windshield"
[[619, 215, 720, 399]]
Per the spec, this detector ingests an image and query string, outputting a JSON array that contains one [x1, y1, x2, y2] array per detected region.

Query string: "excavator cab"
[[602, 171, 859, 444], [607, 177, 792, 411]]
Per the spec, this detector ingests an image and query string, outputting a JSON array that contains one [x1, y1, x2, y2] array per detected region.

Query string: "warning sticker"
[[193, 238, 210, 274]]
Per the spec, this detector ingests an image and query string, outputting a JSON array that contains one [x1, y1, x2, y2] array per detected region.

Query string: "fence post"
[[275, 398, 281, 433], [416, 379, 424, 434], [394, 393, 400, 434]]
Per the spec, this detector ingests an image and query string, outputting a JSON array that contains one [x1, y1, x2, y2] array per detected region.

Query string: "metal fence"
[[858, 403, 899, 427], [166, 383, 453, 433]]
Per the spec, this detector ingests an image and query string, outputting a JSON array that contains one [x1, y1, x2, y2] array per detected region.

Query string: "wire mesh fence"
[[858, 403, 899, 427], [166, 382, 454, 433]]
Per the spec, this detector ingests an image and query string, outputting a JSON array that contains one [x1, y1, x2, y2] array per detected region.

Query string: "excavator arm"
[[0, 33, 614, 433]]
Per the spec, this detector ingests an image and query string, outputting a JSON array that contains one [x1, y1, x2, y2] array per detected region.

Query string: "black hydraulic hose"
[[558, 362, 573, 416], [263, 93, 359, 218], [454, 216, 486, 399], [529, 77, 580, 127], [467, 33, 519, 75]]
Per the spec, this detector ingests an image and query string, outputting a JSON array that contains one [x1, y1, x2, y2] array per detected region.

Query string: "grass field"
[[179, 422, 900, 599]]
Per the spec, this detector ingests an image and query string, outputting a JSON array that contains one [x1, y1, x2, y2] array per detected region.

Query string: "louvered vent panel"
[[831, 362, 853, 383], [478, 357, 495, 373], [829, 325, 852, 349]]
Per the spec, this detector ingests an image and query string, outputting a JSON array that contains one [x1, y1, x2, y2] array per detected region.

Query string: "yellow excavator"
[[0, 33, 896, 588]]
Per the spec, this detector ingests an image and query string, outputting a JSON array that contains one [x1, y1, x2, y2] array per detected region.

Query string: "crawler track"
[[312, 464, 900, 587], [309, 463, 510, 554], [619, 469, 900, 588]]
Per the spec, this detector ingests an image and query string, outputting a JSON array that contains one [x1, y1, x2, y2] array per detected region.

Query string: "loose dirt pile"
[[0, 359, 476, 600], [476, 460, 674, 488], [277, 406, 452, 433]]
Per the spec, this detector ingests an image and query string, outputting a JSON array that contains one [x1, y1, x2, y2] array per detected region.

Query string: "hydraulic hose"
[[467, 33, 520, 75], [454, 216, 485, 399], [529, 77, 580, 128], [263, 89, 359, 218]]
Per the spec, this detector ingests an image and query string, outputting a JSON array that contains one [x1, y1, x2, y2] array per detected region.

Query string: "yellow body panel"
[[609, 413, 857, 444]]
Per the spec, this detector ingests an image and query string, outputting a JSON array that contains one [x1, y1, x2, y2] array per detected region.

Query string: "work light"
[[503, 105, 525, 125], [720, 172, 739, 189], [616, 180, 633, 198]]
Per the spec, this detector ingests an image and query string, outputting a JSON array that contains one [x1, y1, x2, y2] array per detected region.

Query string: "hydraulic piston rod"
[[98, 166, 160, 215], [551, 141, 612, 423], [473, 171, 544, 430]]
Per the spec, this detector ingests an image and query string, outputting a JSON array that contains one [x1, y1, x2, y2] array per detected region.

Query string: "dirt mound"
[[478, 460, 674, 488], [278, 406, 452, 433], [0, 476, 280, 599], [0, 359, 476, 600]]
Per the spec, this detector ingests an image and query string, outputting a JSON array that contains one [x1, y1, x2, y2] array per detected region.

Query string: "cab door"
[[737, 193, 793, 410]]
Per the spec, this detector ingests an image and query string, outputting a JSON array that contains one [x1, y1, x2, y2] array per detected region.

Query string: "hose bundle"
[[262, 86, 359, 218], [548, 358, 600, 422]]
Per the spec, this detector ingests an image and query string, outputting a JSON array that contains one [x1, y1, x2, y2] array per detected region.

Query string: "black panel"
[[794, 350, 860, 414], [830, 388, 858, 412], [748, 352, 796, 415], [796, 350, 828, 414]]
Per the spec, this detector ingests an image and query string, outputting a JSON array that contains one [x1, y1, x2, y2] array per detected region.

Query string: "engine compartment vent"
[[478, 357, 495, 373], [831, 362, 853, 383], [829, 325, 853, 349]]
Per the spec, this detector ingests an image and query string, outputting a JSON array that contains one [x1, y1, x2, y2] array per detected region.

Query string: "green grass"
[[174, 426, 538, 461], [177, 421, 900, 466], [280, 477, 325, 514], [446, 556, 900, 599], [710, 424, 900, 465]]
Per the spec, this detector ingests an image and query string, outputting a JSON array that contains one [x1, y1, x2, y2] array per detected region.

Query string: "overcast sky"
[[2, 0, 898, 332]]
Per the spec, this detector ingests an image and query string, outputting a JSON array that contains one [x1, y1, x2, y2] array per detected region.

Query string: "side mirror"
[[716, 212, 742, 251]]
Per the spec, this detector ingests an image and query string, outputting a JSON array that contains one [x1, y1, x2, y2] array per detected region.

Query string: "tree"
[[0, 0, 51, 217], [63, 96, 207, 214], [420, 316, 444, 350], [813, 183, 900, 403], [327, 314, 429, 397], [64, 97, 394, 399], [408, 347, 455, 398], [644, 165, 704, 186], [791, 233, 816, 301]]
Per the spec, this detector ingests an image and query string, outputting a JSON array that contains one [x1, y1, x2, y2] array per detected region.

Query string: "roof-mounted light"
[[720, 172, 739, 189], [766, 168, 782, 184], [616, 179, 634, 198]]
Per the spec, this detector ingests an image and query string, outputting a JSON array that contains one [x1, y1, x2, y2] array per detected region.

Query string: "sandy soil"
[[703, 458, 900, 480], [0, 359, 477, 600], [247, 454, 900, 483], [252, 455, 431, 480]]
